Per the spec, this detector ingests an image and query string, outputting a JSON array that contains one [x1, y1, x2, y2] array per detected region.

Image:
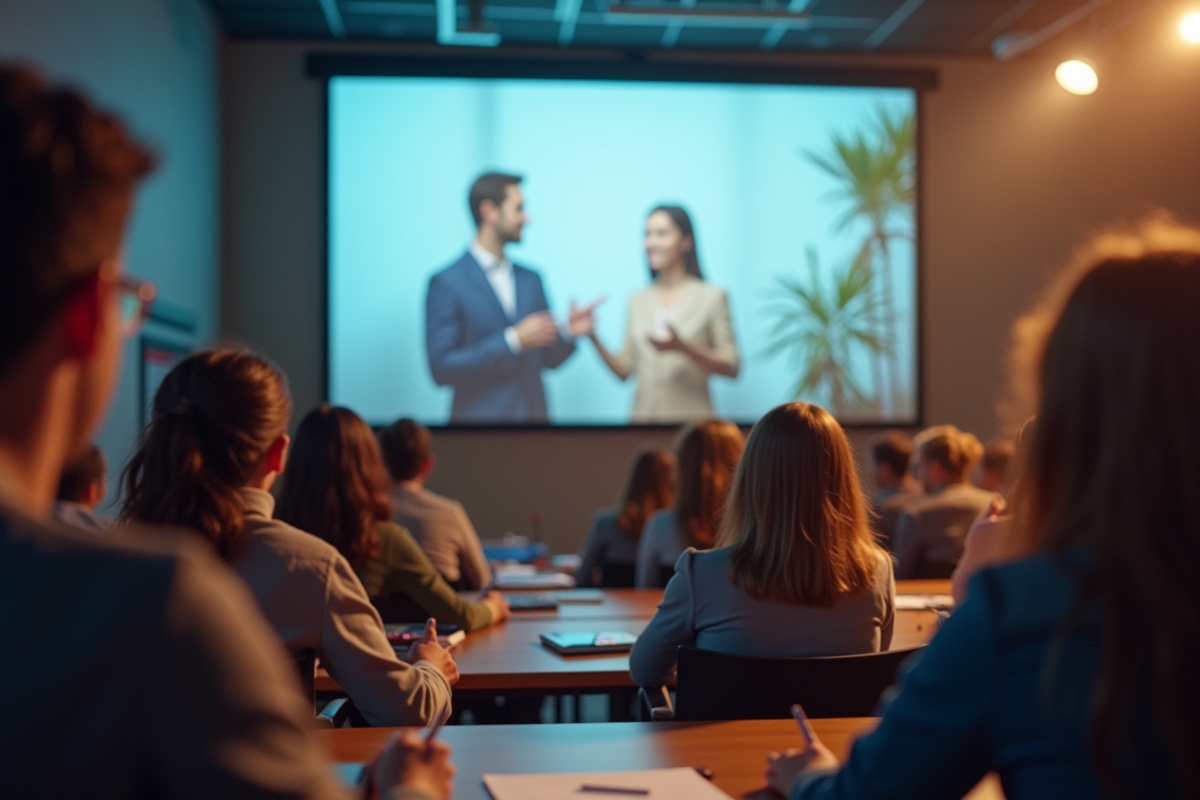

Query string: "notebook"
[[505, 589, 605, 611], [539, 630, 638, 655], [494, 571, 576, 590], [383, 623, 466, 648], [483, 767, 733, 800]]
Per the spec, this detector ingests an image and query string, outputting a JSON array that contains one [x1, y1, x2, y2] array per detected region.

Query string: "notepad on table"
[[383, 623, 466, 648], [539, 630, 638, 655], [483, 767, 733, 800], [494, 571, 576, 590], [895, 594, 955, 610]]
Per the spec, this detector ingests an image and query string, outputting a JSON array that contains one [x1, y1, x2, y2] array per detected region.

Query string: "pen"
[[790, 703, 817, 749], [424, 706, 450, 750], [578, 785, 650, 795]]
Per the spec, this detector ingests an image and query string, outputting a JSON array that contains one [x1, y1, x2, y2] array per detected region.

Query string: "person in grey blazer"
[[630, 404, 895, 688], [892, 425, 995, 579], [587, 205, 740, 423]]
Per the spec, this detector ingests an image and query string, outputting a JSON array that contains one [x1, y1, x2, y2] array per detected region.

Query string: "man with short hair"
[[425, 172, 602, 423], [53, 442, 111, 532], [378, 418, 492, 591], [973, 438, 1015, 496], [868, 431, 922, 549], [0, 64, 446, 799]]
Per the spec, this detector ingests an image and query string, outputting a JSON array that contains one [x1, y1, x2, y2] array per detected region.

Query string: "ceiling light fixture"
[[1182, 11, 1200, 43], [1056, 59, 1099, 95]]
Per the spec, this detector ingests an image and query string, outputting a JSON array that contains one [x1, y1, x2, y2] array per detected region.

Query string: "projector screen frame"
[[314, 50, 932, 432]]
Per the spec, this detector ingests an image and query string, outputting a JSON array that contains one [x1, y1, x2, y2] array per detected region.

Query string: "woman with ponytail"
[[122, 348, 457, 727]]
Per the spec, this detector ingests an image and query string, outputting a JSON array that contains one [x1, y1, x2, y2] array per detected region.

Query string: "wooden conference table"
[[316, 581, 950, 693], [317, 716, 1003, 800]]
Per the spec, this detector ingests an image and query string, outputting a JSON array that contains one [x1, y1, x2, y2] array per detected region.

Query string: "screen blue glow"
[[329, 76, 918, 426]]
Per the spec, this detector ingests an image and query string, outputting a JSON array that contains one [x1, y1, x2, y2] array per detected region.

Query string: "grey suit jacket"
[[610, 277, 739, 423], [892, 483, 996, 579], [871, 477, 923, 550], [390, 484, 491, 589], [630, 546, 895, 688], [231, 489, 452, 727], [0, 500, 349, 799]]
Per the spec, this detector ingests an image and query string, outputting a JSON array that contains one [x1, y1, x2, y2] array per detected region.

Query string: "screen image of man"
[[425, 173, 600, 424]]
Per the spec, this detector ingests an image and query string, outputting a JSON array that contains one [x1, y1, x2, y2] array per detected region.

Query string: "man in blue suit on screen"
[[425, 172, 601, 424]]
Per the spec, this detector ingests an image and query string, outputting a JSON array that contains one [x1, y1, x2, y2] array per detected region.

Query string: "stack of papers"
[[895, 594, 955, 610], [483, 768, 733, 800], [494, 571, 576, 590]]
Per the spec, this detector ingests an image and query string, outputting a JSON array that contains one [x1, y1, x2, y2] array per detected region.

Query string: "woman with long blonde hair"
[[630, 403, 894, 688]]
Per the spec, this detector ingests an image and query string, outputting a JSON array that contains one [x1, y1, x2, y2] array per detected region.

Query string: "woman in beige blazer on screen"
[[588, 205, 740, 423]]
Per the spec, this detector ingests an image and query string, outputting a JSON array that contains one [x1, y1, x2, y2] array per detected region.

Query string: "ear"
[[265, 434, 291, 475], [61, 273, 105, 361], [478, 198, 498, 225], [422, 454, 436, 478]]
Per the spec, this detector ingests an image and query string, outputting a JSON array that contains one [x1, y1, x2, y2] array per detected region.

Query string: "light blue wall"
[[329, 77, 916, 426], [0, 0, 220, 510]]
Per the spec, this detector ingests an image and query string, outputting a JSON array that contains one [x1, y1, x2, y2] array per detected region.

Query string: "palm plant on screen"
[[805, 106, 915, 413], [763, 247, 891, 416]]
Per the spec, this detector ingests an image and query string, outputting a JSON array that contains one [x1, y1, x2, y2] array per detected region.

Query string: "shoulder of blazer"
[[511, 262, 544, 284]]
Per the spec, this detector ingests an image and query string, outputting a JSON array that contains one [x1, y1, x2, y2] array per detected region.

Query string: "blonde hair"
[[720, 403, 885, 607], [913, 425, 983, 481]]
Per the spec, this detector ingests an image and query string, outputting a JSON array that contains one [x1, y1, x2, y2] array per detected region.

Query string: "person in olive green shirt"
[[277, 405, 510, 633]]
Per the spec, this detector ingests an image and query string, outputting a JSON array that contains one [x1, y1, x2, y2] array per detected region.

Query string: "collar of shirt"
[[469, 240, 512, 278], [240, 487, 276, 520]]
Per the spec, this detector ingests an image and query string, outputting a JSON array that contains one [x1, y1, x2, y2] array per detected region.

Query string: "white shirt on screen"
[[469, 240, 523, 354]]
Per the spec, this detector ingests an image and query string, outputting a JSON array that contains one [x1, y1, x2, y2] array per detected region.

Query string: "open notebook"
[[483, 767, 734, 800]]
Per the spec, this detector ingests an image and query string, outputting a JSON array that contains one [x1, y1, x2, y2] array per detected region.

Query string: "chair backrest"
[[674, 645, 924, 720], [291, 648, 317, 710], [373, 590, 430, 625], [600, 562, 636, 588]]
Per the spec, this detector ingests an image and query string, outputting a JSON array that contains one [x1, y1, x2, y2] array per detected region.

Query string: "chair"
[[645, 645, 925, 721], [600, 562, 636, 588], [292, 647, 361, 728]]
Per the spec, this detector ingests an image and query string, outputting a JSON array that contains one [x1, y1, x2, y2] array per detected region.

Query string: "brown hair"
[[870, 430, 914, 478], [57, 443, 106, 503], [913, 425, 983, 481], [1014, 215, 1200, 795], [615, 449, 676, 539], [674, 420, 745, 549], [276, 405, 390, 568], [468, 172, 521, 227], [720, 403, 884, 606], [647, 205, 703, 280], [0, 64, 155, 377], [378, 418, 431, 482], [120, 349, 292, 561]]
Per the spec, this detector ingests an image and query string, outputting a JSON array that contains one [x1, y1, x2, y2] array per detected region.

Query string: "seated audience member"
[[0, 62, 430, 797], [972, 438, 1015, 495], [630, 403, 894, 688], [121, 349, 457, 726], [951, 419, 1035, 604], [278, 405, 509, 631], [635, 419, 744, 588], [576, 448, 675, 587], [378, 418, 492, 591], [891, 425, 994, 579], [867, 430, 922, 548], [766, 217, 1200, 800], [53, 442, 111, 532]]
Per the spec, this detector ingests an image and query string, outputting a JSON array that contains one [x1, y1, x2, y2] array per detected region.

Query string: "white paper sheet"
[[483, 767, 733, 800], [895, 594, 954, 610]]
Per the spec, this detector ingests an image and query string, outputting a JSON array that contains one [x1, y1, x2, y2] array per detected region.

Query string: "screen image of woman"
[[587, 206, 740, 423]]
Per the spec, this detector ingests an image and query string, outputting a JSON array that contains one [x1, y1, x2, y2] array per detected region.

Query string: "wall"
[[222, 23, 1200, 554], [0, 0, 222, 511]]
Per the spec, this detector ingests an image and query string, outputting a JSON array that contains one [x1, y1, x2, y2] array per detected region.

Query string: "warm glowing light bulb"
[[1056, 60, 1098, 95], [1182, 12, 1200, 43]]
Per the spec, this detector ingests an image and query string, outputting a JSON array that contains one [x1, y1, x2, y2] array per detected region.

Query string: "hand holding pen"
[[764, 704, 839, 796], [363, 708, 455, 800]]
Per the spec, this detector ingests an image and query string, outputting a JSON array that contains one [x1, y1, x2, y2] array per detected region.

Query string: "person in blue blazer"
[[425, 172, 601, 424]]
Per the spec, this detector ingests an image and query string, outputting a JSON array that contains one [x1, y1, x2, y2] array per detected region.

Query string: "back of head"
[[0, 64, 154, 379], [378, 418, 431, 482], [1015, 215, 1200, 794], [675, 419, 745, 549], [120, 348, 291, 560], [979, 439, 1015, 481], [277, 405, 390, 567], [56, 443, 106, 504], [721, 403, 881, 606], [616, 448, 676, 539], [913, 424, 983, 481], [871, 430, 914, 479]]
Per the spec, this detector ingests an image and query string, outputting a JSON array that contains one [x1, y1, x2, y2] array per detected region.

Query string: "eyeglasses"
[[114, 276, 157, 337]]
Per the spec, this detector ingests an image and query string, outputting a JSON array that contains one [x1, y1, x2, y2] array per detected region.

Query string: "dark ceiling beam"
[[861, 0, 925, 50], [992, 0, 1113, 60], [961, 0, 1040, 54], [759, 0, 814, 51]]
